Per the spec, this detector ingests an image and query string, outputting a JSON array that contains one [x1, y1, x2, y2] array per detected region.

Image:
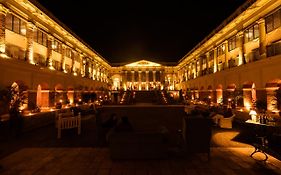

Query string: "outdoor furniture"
[[108, 131, 168, 159], [57, 112, 81, 139], [182, 115, 212, 160], [219, 114, 235, 129]]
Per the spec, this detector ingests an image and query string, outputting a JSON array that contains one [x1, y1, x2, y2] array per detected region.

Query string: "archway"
[[225, 83, 236, 108], [216, 84, 223, 104], [243, 81, 256, 110], [36, 83, 49, 108], [265, 79, 281, 111]]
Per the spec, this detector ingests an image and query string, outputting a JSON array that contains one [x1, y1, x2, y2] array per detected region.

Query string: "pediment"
[[125, 60, 161, 67]]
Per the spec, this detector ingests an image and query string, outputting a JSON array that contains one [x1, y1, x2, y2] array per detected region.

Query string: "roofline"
[[178, 0, 257, 64], [29, 0, 111, 66]]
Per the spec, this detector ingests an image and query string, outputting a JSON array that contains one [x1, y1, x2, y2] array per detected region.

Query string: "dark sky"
[[36, 0, 246, 63]]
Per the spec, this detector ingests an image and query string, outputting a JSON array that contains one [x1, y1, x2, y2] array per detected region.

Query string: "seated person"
[[114, 116, 133, 132]]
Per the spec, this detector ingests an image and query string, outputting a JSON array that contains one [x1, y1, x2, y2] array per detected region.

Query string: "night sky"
[[36, 0, 246, 63]]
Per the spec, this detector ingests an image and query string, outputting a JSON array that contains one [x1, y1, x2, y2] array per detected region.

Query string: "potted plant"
[[8, 82, 28, 137]]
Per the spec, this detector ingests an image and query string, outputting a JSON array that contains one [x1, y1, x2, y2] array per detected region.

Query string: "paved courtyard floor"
[[0, 114, 281, 175]]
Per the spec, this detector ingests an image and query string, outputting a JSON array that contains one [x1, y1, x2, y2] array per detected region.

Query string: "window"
[[266, 9, 281, 33], [34, 29, 48, 47], [245, 24, 259, 43], [52, 39, 62, 53], [217, 44, 225, 56], [228, 36, 237, 51], [5, 14, 26, 36], [65, 48, 72, 58]]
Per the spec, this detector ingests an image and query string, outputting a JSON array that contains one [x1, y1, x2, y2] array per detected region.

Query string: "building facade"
[[1, 0, 281, 113]]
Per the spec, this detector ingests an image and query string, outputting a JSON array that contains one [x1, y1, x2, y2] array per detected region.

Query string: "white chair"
[[57, 112, 81, 139], [219, 114, 235, 129]]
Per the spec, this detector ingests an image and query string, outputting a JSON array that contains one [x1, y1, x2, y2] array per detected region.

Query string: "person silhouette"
[[115, 116, 133, 132]]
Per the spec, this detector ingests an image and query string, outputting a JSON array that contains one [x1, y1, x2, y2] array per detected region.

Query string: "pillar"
[[214, 48, 217, 73], [199, 57, 203, 76], [153, 71, 156, 82], [237, 31, 245, 66], [138, 71, 141, 90], [132, 71, 135, 83], [25, 22, 35, 64], [80, 55, 84, 76], [206, 52, 210, 74], [224, 41, 229, 68], [258, 18, 267, 59], [194, 60, 198, 78], [71, 50, 75, 73], [0, 5, 8, 55], [46, 35, 54, 68], [61, 44, 66, 72]]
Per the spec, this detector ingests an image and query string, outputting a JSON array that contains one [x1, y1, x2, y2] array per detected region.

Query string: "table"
[[245, 119, 281, 161]]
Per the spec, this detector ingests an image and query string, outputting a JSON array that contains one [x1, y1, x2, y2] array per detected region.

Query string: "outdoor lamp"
[[249, 110, 257, 122]]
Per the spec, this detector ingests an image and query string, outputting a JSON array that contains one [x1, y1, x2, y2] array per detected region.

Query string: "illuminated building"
[[1, 0, 281, 112]]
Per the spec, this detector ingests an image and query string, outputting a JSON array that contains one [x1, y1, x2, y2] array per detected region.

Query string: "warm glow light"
[[249, 110, 257, 122], [125, 60, 161, 67]]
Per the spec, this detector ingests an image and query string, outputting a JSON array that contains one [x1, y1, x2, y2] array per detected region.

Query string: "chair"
[[57, 112, 81, 139], [219, 114, 235, 129]]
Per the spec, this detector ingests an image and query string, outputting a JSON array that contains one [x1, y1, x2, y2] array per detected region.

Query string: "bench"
[[57, 112, 81, 139]]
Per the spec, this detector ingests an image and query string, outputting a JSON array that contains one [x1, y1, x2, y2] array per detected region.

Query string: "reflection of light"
[[59, 99, 63, 103], [249, 110, 257, 122], [28, 112, 32, 116], [20, 28, 26, 35], [79, 99, 82, 102], [244, 102, 251, 111]]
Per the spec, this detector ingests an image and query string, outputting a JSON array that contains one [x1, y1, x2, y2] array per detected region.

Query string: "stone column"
[[213, 48, 217, 73], [80, 54, 84, 77], [199, 57, 203, 77], [224, 41, 229, 68], [61, 44, 66, 72], [91, 63, 95, 80], [71, 51, 76, 73], [85, 59, 89, 78], [25, 22, 35, 64], [46, 35, 54, 68], [194, 60, 198, 78], [153, 71, 156, 82], [206, 52, 210, 73], [237, 31, 245, 66], [258, 18, 266, 59], [0, 4, 8, 54]]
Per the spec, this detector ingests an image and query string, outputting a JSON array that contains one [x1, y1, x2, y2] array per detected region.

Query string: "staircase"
[[134, 91, 157, 104]]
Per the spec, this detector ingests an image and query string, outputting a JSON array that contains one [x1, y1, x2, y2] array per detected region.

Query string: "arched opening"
[[243, 81, 256, 111], [54, 84, 65, 109], [36, 83, 49, 109], [67, 87, 74, 105], [216, 84, 223, 104], [225, 83, 236, 108], [265, 79, 281, 112], [207, 85, 213, 104]]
